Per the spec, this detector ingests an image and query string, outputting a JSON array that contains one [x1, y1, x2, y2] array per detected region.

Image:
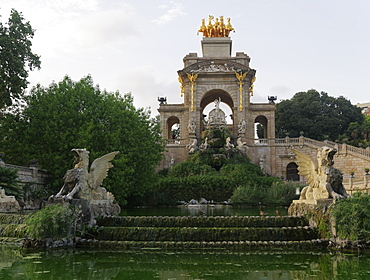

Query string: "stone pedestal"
[[291, 198, 333, 206], [0, 196, 20, 212], [47, 197, 121, 226], [201, 37, 232, 57]]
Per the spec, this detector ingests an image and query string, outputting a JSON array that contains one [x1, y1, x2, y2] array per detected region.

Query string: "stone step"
[[77, 239, 329, 250], [0, 214, 27, 225], [94, 226, 318, 242], [0, 224, 27, 238], [97, 216, 308, 228]]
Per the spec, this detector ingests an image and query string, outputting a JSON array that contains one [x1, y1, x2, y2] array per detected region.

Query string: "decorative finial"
[[197, 16, 235, 37]]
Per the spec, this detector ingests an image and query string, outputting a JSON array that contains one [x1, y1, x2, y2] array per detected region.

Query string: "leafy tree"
[[0, 9, 41, 108], [0, 75, 165, 205], [275, 90, 363, 141], [341, 115, 370, 147]]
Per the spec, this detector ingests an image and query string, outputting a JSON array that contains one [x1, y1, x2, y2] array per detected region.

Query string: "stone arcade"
[[158, 16, 370, 187]]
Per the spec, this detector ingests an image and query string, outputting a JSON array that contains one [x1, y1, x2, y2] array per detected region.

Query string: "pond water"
[[1, 245, 370, 280], [120, 205, 287, 217]]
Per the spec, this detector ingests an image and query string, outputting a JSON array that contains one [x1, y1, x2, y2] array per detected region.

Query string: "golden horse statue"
[[198, 15, 234, 38]]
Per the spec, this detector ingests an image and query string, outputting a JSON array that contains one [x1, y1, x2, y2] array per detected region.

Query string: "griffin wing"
[[290, 148, 319, 188], [88, 151, 119, 189]]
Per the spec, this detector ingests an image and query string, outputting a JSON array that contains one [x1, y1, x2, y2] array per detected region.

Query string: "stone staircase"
[[0, 214, 27, 244], [0, 214, 330, 250], [79, 215, 329, 250]]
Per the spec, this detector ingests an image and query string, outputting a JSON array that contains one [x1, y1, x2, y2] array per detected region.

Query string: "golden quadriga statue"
[[197, 15, 235, 37]]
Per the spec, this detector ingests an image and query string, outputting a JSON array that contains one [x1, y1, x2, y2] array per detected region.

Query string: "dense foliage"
[[0, 9, 41, 108], [0, 75, 165, 205], [230, 181, 304, 206], [151, 145, 301, 206], [275, 90, 364, 141], [332, 193, 370, 241], [341, 115, 370, 147], [25, 204, 79, 240], [0, 166, 23, 199]]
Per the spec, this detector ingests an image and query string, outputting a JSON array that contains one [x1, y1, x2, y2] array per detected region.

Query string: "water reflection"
[[121, 205, 288, 217], [1, 245, 370, 280]]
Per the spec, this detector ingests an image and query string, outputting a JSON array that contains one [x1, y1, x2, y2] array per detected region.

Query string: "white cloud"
[[152, 1, 186, 26]]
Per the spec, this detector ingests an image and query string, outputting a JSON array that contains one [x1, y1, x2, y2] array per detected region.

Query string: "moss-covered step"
[[77, 239, 329, 250], [0, 214, 28, 225], [97, 216, 309, 228], [0, 224, 28, 238], [92, 226, 318, 242]]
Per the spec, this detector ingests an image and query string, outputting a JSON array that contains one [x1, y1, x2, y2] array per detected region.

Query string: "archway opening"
[[200, 89, 234, 132], [286, 162, 299, 181], [167, 116, 180, 140], [255, 115, 268, 139]]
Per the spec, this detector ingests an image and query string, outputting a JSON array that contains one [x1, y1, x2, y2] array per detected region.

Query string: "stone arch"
[[286, 162, 299, 181], [200, 89, 234, 109], [255, 115, 268, 138], [200, 89, 234, 132], [167, 116, 180, 139]]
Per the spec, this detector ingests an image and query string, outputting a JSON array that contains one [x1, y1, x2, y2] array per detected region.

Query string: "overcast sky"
[[2, 0, 369, 116]]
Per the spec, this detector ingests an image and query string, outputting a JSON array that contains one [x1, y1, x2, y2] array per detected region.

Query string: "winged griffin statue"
[[290, 146, 350, 201], [51, 149, 119, 201]]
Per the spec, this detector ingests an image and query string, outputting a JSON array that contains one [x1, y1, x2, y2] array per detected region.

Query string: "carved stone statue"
[[259, 155, 266, 174], [238, 119, 246, 134], [225, 137, 234, 149], [187, 117, 196, 134], [206, 98, 227, 128], [291, 146, 351, 201], [0, 187, 20, 212], [49, 149, 121, 220], [186, 139, 198, 154], [199, 137, 210, 151]]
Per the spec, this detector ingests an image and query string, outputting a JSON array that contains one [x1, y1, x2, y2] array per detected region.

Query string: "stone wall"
[[2, 162, 48, 188]]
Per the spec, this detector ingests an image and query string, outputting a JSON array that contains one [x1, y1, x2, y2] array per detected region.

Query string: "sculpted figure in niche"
[[187, 117, 196, 134], [207, 98, 226, 127], [238, 119, 246, 134], [290, 146, 351, 201], [259, 155, 266, 174]]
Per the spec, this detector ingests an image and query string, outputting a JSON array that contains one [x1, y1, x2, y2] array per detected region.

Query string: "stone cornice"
[[178, 59, 253, 76]]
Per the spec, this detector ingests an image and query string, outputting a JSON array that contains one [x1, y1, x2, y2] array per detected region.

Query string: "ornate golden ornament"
[[235, 71, 248, 111], [249, 76, 256, 96], [178, 75, 185, 97], [187, 73, 198, 112], [197, 15, 235, 38]]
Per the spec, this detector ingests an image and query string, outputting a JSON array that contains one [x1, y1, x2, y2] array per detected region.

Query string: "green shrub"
[[25, 203, 79, 240], [230, 181, 303, 206], [332, 193, 370, 241], [168, 161, 217, 177], [0, 166, 23, 199], [151, 175, 236, 205]]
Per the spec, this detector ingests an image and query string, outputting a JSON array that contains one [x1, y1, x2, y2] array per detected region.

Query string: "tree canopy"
[[275, 89, 364, 141], [0, 75, 165, 205], [0, 9, 41, 109]]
